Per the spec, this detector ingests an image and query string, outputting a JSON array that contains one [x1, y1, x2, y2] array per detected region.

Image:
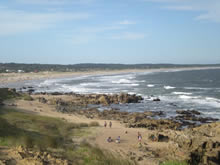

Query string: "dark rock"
[[127, 119, 181, 130], [27, 89, 35, 94], [137, 156, 143, 161], [158, 134, 169, 142], [38, 97, 47, 104], [153, 98, 160, 101], [51, 92, 63, 95], [176, 110, 201, 115], [169, 103, 177, 107], [188, 140, 220, 165]]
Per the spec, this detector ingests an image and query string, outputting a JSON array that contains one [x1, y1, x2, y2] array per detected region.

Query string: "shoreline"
[[2, 91, 220, 165], [1, 83, 220, 165], [1, 66, 220, 85]]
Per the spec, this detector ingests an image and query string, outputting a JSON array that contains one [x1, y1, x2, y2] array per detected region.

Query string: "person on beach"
[[109, 121, 112, 128], [115, 136, 120, 143], [138, 132, 142, 145], [104, 121, 107, 128], [107, 137, 112, 143]]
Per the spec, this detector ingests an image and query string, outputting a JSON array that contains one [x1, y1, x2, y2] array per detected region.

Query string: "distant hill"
[[0, 63, 220, 73]]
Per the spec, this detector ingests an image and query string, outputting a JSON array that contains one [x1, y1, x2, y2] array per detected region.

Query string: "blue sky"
[[0, 0, 220, 64]]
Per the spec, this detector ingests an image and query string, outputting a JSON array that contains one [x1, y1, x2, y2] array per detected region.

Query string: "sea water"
[[4, 68, 220, 119]]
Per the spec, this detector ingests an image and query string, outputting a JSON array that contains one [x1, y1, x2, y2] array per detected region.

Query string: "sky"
[[0, 0, 220, 64]]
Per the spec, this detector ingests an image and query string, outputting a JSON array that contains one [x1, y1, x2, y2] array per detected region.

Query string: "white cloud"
[[111, 32, 145, 40], [80, 26, 125, 33], [119, 20, 136, 25], [142, 0, 220, 23], [16, 0, 94, 5], [163, 5, 194, 11], [0, 8, 90, 36]]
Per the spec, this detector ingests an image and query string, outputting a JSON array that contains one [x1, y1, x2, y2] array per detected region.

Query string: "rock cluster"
[[147, 122, 220, 165], [37, 92, 143, 107], [0, 146, 68, 165], [174, 110, 218, 128]]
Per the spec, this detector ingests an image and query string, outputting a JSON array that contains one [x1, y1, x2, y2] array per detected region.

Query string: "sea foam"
[[164, 86, 176, 89], [172, 92, 192, 95]]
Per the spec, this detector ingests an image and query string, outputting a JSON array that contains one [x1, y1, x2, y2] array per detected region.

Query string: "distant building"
[[6, 69, 15, 73], [17, 70, 25, 73]]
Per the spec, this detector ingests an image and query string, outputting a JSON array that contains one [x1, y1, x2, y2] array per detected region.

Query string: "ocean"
[[5, 68, 220, 119]]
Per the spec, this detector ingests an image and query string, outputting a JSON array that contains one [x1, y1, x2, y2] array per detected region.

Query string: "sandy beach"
[[1, 66, 220, 85]]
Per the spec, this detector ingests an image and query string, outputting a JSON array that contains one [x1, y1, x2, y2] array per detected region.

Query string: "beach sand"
[[1, 66, 220, 85], [6, 98, 171, 165]]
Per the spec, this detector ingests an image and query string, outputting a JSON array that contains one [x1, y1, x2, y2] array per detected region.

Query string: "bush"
[[22, 94, 33, 101], [44, 136, 59, 148], [79, 123, 89, 127], [160, 160, 188, 165], [19, 135, 34, 148], [0, 88, 19, 101], [89, 121, 100, 127]]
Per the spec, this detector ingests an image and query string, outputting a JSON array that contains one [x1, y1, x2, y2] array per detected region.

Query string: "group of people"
[[104, 121, 112, 128], [107, 136, 120, 143], [104, 120, 143, 145]]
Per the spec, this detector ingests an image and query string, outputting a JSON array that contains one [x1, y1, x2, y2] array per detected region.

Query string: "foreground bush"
[[160, 160, 188, 165]]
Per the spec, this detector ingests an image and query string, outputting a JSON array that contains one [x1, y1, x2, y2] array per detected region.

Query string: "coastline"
[[1, 66, 220, 85], [2, 91, 220, 165], [1, 71, 220, 164]]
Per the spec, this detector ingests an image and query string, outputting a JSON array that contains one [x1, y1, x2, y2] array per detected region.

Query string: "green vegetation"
[[0, 108, 76, 148], [0, 88, 131, 164], [89, 121, 100, 127], [0, 106, 131, 164], [1, 62, 219, 73], [0, 88, 19, 101], [21, 93, 34, 101], [160, 160, 188, 165], [0, 88, 35, 102]]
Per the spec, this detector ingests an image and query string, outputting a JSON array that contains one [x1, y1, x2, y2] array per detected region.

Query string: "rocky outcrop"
[[0, 146, 68, 165], [36, 93, 143, 107], [189, 140, 220, 165], [148, 122, 220, 165], [126, 119, 182, 130], [175, 110, 218, 126], [176, 110, 201, 115]]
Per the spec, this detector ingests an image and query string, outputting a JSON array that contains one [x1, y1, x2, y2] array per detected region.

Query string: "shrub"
[[22, 94, 34, 101], [19, 135, 34, 148], [160, 160, 188, 165], [89, 121, 100, 127], [79, 123, 89, 127], [44, 136, 59, 148]]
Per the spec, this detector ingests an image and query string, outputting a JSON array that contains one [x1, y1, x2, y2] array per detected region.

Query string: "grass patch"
[[21, 94, 34, 101], [0, 88, 19, 101], [63, 142, 134, 165], [0, 109, 69, 149], [0, 107, 132, 164], [160, 160, 188, 165], [89, 121, 100, 127]]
